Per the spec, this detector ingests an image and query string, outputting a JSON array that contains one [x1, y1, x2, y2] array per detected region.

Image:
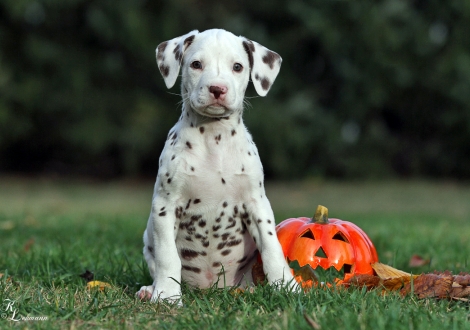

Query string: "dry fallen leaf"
[[87, 280, 112, 291], [401, 272, 453, 298], [409, 255, 430, 268], [372, 262, 414, 278], [252, 261, 265, 285]]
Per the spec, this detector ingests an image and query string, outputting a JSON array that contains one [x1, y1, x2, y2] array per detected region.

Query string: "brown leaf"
[[401, 273, 453, 298], [382, 277, 413, 291], [409, 255, 430, 268], [451, 285, 470, 298], [252, 261, 266, 285], [344, 274, 381, 289], [453, 273, 470, 287]]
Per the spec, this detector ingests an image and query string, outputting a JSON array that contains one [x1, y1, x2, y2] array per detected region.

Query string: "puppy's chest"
[[165, 123, 262, 201]]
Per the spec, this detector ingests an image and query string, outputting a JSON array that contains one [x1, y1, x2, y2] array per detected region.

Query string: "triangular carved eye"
[[332, 232, 349, 243], [300, 229, 315, 240], [315, 246, 327, 258]]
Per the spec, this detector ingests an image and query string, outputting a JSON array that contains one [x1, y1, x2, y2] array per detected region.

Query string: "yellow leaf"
[[86, 280, 112, 291], [371, 262, 419, 279]]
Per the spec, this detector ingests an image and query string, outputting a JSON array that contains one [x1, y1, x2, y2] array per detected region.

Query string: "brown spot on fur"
[[173, 44, 182, 62], [182, 265, 201, 273], [261, 78, 271, 91], [262, 50, 281, 69], [184, 35, 195, 48], [159, 64, 170, 77], [221, 249, 231, 256], [242, 40, 255, 69], [158, 211, 166, 216], [227, 239, 242, 247], [186, 141, 192, 149], [175, 206, 183, 219], [213, 262, 221, 267], [181, 249, 199, 260], [223, 201, 228, 208], [194, 199, 201, 204], [157, 41, 168, 59], [199, 126, 205, 134]]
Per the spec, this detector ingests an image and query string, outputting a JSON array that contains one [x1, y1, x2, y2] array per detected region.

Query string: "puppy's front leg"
[[245, 198, 297, 290], [149, 197, 182, 304]]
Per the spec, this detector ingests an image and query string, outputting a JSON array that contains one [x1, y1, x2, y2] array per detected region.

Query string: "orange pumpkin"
[[276, 205, 378, 283]]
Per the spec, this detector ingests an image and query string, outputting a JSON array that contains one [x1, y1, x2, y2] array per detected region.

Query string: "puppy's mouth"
[[198, 104, 232, 118]]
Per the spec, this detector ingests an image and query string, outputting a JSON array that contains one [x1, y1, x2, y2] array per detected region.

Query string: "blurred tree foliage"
[[0, 0, 469, 179]]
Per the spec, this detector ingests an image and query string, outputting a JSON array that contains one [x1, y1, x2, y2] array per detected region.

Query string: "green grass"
[[1, 177, 470, 329]]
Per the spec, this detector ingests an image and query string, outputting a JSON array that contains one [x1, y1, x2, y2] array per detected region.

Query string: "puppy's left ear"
[[240, 37, 282, 96], [156, 30, 199, 89]]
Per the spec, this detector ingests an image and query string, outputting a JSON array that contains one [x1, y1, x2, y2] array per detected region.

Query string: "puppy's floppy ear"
[[156, 30, 199, 89], [240, 37, 282, 96]]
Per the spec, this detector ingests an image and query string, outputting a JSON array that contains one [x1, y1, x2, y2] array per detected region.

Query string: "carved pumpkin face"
[[276, 205, 379, 282]]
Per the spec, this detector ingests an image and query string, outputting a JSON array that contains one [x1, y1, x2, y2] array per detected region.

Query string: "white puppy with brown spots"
[[137, 29, 296, 304]]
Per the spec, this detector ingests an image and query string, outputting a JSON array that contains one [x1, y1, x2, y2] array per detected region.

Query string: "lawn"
[[1, 177, 469, 329]]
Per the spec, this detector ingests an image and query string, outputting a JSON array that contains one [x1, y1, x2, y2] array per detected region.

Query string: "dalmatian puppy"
[[137, 29, 296, 304]]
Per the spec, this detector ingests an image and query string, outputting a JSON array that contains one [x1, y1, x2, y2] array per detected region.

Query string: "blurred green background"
[[1, 0, 470, 180]]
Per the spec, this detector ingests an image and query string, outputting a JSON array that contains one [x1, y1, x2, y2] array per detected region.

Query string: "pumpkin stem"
[[313, 205, 329, 224]]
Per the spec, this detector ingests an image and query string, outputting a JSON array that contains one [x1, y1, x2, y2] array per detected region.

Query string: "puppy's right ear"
[[156, 30, 199, 89]]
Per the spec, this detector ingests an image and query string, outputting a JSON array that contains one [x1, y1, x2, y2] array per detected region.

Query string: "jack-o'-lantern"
[[276, 205, 379, 284]]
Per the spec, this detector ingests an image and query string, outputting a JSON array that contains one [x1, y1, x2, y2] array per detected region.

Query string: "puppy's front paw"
[[151, 287, 183, 306], [136, 285, 154, 301]]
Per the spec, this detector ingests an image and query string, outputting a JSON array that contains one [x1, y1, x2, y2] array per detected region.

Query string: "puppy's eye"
[[191, 61, 202, 69], [233, 63, 243, 72]]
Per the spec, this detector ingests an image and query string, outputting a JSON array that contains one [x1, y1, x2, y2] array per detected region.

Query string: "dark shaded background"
[[1, 0, 469, 180]]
